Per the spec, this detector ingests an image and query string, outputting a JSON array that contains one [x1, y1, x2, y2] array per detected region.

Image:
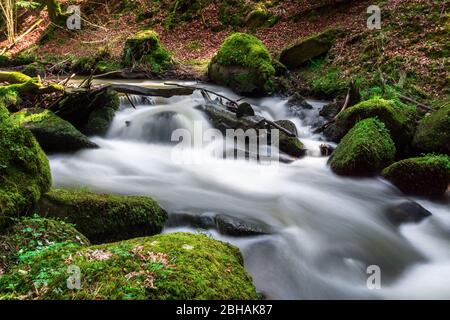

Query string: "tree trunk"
[[44, 0, 65, 25]]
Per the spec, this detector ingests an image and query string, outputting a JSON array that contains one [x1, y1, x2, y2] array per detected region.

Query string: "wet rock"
[[236, 102, 255, 118], [166, 212, 215, 229], [287, 93, 313, 110], [385, 201, 432, 226], [274, 120, 306, 158], [320, 144, 335, 157], [215, 214, 273, 237]]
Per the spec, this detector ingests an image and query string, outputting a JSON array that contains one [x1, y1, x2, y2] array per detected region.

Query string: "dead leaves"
[[124, 271, 156, 289], [131, 245, 169, 266]]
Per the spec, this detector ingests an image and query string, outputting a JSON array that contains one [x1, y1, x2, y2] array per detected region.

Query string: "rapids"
[[49, 81, 450, 299]]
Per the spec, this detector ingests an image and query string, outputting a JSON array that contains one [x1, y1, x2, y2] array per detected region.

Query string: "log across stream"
[[50, 80, 450, 299]]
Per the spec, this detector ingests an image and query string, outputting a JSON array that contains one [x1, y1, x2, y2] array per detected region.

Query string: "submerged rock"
[[12, 108, 98, 153], [412, 105, 450, 156], [330, 118, 396, 176], [39, 189, 168, 244], [382, 155, 450, 197], [0, 104, 51, 229], [215, 214, 272, 237], [208, 33, 275, 95], [279, 28, 340, 69], [385, 201, 432, 226], [0, 233, 258, 300]]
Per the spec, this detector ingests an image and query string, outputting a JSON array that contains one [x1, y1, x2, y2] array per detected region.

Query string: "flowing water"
[[50, 81, 450, 299]]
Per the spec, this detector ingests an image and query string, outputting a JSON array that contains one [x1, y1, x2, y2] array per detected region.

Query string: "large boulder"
[[57, 88, 120, 136], [412, 105, 450, 156], [330, 118, 396, 176], [39, 189, 168, 244], [0, 104, 51, 229], [208, 33, 276, 95], [324, 98, 415, 148], [382, 155, 450, 197], [279, 28, 339, 69], [12, 108, 98, 153], [0, 216, 89, 271], [0, 232, 258, 300], [122, 29, 172, 73]]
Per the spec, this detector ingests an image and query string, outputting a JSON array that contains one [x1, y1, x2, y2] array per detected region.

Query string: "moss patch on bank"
[[0, 232, 258, 300]]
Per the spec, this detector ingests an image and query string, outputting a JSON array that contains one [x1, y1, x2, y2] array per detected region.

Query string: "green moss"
[[0, 71, 34, 84], [214, 33, 274, 76], [0, 216, 89, 272], [382, 154, 450, 197], [0, 104, 52, 229], [412, 105, 450, 156], [330, 118, 396, 176], [0, 232, 257, 300], [279, 28, 340, 70], [122, 29, 172, 73], [334, 97, 415, 147], [208, 33, 275, 94], [12, 108, 98, 153], [39, 189, 168, 244]]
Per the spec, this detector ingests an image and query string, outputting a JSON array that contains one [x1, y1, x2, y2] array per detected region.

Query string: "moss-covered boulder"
[[244, 5, 278, 29], [57, 88, 120, 136], [0, 105, 51, 229], [412, 105, 450, 156], [38, 189, 167, 244], [279, 28, 339, 70], [208, 33, 275, 95], [0, 232, 257, 300], [382, 155, 450, 197], [0, 216, 89, 272], [12, 108, 98, 153], [122, 29, 172, 73], [330, 118, 396, 176], [325, 98, 415, 147]]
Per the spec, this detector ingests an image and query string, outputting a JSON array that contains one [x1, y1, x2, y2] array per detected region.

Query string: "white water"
[[50, 82, 450, 299]]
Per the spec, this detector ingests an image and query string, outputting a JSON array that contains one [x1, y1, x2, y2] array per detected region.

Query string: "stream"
[[49, 80, 450, 299]]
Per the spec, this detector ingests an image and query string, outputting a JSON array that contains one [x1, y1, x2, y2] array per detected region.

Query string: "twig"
[[396, 94, 435, 112], [0, 19, 44, 55], [164, 82, 240, 106], [125, 93, 137, 109]]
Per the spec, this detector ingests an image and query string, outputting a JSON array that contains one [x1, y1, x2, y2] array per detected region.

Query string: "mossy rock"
[[274, 120, 306, 158], [122, 29, 172, 73], [382, 155, 450, 197], [0, 104, 51, 229], [244, 5, 279, 29], [12, 108, 98, 153], [279, 28, 340, 70], [38, 189, 168, 244], [330, 118, 396, 176], [57, 88, 120, 136], [208, 33, 275, 95], [0, 216, 89, 272], [0, 232, 258, 300], [327, 98, 415, 148], [412, 105, 450, 156]]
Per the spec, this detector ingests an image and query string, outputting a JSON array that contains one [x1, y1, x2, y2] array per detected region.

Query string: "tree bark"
[[44, 0, 65, 25]]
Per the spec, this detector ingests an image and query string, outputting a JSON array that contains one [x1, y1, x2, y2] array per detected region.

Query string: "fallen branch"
[[101, 83, 195, 98], [396, 94, 435, 112]]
